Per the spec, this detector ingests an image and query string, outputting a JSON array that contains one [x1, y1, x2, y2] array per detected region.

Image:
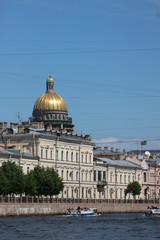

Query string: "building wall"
[[94, 160, 142, 200]]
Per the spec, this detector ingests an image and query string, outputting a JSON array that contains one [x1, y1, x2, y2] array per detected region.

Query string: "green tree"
[[126, 181, 141, 200], [46, 168, 64, 196], [0, 161, 25, 196], [24, 171, 37, 196], [32, 166, 64, 197]]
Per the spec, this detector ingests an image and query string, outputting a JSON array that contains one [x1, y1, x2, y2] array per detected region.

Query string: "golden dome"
[[33, 92, 67, 112]]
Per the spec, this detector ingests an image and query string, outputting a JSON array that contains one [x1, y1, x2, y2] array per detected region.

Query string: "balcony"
[[97, 180, 107, 188]]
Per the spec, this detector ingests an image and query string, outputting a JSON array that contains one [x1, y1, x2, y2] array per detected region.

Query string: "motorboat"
[[66, 207, 98, 216], [146, 206, 160, 216]]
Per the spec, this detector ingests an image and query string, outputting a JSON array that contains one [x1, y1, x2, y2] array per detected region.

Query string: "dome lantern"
[[46, 74, 54, 93]]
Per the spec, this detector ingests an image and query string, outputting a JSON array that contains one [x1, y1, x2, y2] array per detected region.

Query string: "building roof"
[[95, 157, 141, 169]]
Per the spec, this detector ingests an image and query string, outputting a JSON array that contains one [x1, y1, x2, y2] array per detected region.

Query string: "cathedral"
[[32, 74, 74, 132]]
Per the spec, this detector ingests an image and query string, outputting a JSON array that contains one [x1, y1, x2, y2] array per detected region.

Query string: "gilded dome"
[[33, 92, 67, 111], [33, 74, 67, 112]]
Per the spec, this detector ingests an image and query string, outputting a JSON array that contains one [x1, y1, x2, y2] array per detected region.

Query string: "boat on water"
[[146, 206, 160, 216], [66, 207, 98, 216]]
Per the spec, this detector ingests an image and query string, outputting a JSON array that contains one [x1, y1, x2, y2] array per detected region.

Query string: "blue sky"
[[0, 0, 160, 151]]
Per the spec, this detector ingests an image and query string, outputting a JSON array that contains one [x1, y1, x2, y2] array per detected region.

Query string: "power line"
[[0, 48, 160, 56]]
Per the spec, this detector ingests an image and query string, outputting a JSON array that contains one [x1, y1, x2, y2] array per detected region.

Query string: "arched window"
[[124, 175, 126, 184], [71, 152, 73, 162], [76, 153, 78, 162], [81, 154, 83, 163], [144, 172, 146, 182], [66, 170, 69, 180], [85, 154, 87, 163], [61, 170, 64, 179], [128, 175, 130, 183], [61, 151, 63, 160], [46, 149, 48, 159], [120, 175, 122, 183], [85, 172, 87, 182], [89, 155, 91, 163], [56, 150, 58, 160], [66, 151, 68, 161], [41, 149, 43, 158], [50, 150, 53, 159], [82, 172, 84, 181]]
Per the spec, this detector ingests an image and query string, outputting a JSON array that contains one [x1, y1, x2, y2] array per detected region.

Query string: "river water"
[[0, 213, 159, 240]]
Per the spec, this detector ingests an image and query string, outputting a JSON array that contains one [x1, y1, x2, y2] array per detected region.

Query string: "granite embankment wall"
[[0, 202, 158, 217]]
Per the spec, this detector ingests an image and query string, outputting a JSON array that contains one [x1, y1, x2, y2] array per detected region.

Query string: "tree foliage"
[[0, 162, 64, 197], [24, 171, 37, 196], [126, 181, 141, 199], [0, 161, 25, 195], [32, 166, 64, 197]]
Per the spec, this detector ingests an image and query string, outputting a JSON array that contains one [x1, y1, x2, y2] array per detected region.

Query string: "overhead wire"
[[0, 48, 160, 56]]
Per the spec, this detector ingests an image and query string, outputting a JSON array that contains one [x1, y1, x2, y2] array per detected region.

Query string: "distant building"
[[94, 157, 142, 200], [94, 146, 121, 160], [126, 154, 160, 200]]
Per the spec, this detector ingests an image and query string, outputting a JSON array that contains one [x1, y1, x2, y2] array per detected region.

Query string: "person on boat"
[[67, 208, 71, 215], [77, 206, 81, 215]]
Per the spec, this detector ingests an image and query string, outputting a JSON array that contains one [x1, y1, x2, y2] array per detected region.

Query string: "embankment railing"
[[0, 196, 159, 204]]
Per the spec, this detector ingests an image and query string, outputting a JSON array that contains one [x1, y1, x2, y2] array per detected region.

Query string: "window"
[[103, 171, 106, 181], [115, 174, 118, 183], [86, 189, 88, 198], [50, 150, 53, 159], [128, 175, 130, 183], [144, 172, 146, 182], [76, 153, 78, 162], [85, 154, 87, 163], [133, 176, 135, 182], [89, 155, 91, 163], [61, 151, 63, 160], [71, 171, 73, 181], [46, 149, 48, 159], [116, 190, 118, 199], [85, 172, 87, 182], [124, 175, 126, 184], [66, 151, 68, 161], [81, 154, 83, 163], [71, 188, 73, 198], [120, 189, 122, 199], [82, 173, 84, 181], [41, 149, 43, 158], [66, 171, 69, 180], [110, 173, 112, 183], [66, 189, 68, 198], [82, 188, 84, 198], [120, 175, 122, 184], [98, 171, 101, 181], [94, 170, 96, 181], [71, 152, 73, 162], [61, 170, 64, 179], [56, 150, 58, 160]]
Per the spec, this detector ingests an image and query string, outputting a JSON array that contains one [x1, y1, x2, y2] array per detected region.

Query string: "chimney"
[[116, 148, 119, 153]]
